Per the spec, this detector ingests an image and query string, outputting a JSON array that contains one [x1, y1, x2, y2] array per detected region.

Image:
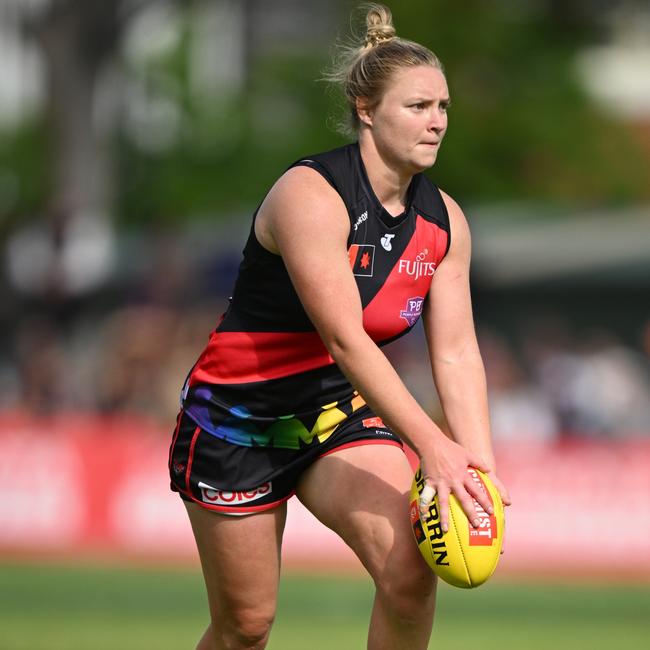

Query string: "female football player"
[[169, 4, 511, 648]]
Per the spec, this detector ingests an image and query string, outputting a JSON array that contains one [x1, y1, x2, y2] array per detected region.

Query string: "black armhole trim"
[[413, 182, 451, 258], [289, 159, 338, 192]]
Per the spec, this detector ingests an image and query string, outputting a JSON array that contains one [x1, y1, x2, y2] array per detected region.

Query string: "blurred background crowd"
[[1, 0, 649, 441]]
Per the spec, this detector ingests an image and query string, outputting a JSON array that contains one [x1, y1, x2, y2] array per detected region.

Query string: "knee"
[[216, 607, 276, 650], [376, 559, 437, 623]]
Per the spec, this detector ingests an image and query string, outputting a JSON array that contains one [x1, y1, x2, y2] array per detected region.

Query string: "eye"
[[439, 101, 451, 113], [410, 102, 426, 112]]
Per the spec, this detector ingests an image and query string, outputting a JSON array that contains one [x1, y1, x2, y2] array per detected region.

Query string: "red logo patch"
[[362, 416, 385, 429], [348, 244, 375, 277], [467, 469, 497, 546], [409, 500, 419, 525]]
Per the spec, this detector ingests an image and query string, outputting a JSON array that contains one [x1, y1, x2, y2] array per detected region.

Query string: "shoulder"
[[267, 165, 344, 211], [271, 142, 358, 203], [255, 163, 349, 254]]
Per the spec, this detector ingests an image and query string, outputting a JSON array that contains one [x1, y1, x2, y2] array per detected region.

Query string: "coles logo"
[[198, 481, 272, 506], [397, 248, 436, 280], [467, 469, 497, 546]]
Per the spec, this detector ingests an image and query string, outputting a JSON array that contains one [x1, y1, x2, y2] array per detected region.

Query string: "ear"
[[355, 97, 374, 127]]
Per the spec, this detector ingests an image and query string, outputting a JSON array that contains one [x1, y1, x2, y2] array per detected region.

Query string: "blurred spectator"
[[13, 318, 69, 415], [523, 320, 650, 437], [521, 317, 585, 435], [568, 332, 650, 436], [2, 229, 649, 439], [479, 329, 559, 442], [96, 304, 180, 419]]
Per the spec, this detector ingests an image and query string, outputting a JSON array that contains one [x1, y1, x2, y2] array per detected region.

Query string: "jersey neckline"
[[352, 142, 420, 230]]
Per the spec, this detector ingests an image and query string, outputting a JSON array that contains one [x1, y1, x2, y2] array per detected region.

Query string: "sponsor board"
[[1, 416, 649, 576]]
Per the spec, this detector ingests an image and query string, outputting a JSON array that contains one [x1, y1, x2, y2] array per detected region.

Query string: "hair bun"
[[364, 4, 396, 48]]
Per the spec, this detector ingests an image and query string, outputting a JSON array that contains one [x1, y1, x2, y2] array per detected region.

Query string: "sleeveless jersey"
[[181, 142, 450, 449]]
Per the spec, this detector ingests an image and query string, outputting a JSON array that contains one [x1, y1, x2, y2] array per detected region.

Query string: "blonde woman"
[[169, 4, 510, 648]]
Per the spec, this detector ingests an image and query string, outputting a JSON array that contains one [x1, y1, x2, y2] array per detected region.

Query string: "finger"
[[436, 488, 451, 533], [495, 479, 512, 506], [464, 474, 495, 516], [500, 514, 507, 555], [488, 474, 512, 506], [418, 483, 436, 516], [455, 487, 480, 528]]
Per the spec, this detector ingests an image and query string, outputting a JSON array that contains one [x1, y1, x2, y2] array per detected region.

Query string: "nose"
[[428, 110, 446, 133]]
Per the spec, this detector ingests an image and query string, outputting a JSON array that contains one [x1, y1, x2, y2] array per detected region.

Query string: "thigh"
[[296, 443, 427, 583], [185, 501, 287, 620]]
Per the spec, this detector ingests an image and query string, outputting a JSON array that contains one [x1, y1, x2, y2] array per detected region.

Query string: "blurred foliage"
[[116, 50, 347, 224], [0, 120, 49, 234], [393, 0, 650, 205], [1, 0, 649, 227]]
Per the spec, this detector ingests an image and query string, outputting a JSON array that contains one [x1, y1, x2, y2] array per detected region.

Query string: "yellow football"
[[409, 466, 504, 588]]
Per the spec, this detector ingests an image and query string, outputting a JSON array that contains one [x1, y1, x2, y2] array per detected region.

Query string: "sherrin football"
[[409, 466, 504, 588]]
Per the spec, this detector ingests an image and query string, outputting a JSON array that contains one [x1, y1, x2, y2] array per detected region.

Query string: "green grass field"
[[1, 562, 648, 650]]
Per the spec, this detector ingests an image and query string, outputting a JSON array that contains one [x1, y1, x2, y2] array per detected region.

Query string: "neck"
[[358, 134, 413, 217]]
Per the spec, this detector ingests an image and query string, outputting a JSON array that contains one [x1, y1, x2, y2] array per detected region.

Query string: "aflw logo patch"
[[348, 244, 375, 277]]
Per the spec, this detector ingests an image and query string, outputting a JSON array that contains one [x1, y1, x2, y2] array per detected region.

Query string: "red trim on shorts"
[[184, 425, 201, 491], [178, 486, 295, 515], [318, 439, 402, 460], [167, 411, 183, 473]]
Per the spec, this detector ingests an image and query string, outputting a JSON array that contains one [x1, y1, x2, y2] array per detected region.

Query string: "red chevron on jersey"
[[362, 216, 448, 341], [189, 331, 334, 385]]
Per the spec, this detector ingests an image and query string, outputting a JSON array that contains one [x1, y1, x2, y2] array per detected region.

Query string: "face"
[[358, 65, 449, 174]]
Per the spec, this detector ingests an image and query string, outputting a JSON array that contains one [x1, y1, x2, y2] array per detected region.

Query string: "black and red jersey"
[[182, 142, 450, 449]]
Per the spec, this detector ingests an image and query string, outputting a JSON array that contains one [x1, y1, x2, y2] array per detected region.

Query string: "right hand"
[[417, 435, 493, 533]]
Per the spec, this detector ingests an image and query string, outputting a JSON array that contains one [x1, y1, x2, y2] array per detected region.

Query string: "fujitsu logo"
[[397, 248, 436, 280]]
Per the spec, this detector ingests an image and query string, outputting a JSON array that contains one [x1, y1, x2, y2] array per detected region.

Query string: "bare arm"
[[423, 191, 511, 503], [257, 167, 495, 529]]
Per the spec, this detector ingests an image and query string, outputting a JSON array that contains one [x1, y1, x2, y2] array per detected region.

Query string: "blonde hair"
[[326, 3, 444, 135]]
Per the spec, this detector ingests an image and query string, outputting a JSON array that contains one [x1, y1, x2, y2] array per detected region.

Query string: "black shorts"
[[168, 406, 402, 515]]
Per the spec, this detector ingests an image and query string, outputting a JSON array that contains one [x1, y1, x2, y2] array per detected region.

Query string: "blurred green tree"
[[1, 0, 648, 231]]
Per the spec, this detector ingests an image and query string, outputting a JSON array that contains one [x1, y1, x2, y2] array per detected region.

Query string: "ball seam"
[[449, 500, 472, 587]]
